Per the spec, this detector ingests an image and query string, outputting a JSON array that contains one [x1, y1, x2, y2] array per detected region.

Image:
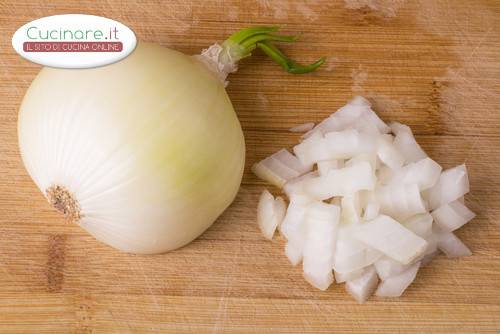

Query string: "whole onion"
[[18, 27, 324, 254]]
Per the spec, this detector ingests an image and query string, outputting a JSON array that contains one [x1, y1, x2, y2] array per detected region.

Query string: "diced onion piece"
[[257, 190, 286, 240], [252, 149, 312, 188], [363, 201, 380, 221], [304, 162, 376, 200], [389, 121, 410, 135], [295, 129, 377, 165], [285, 233, 305, 266], [303, 96, 388, 138], [324, 129, 376, 160], [390, 158, 442, 191], [377, 165, 395, 185], [345, 266, 379, 304], [424, 232, 439, 255], [341, 193, 361, 224], [431, 200, 475, 233], [302, 202, 340, 290], [345, 153, 378, 172], [293, 131, 329, 165], [317, 159, 343, 176], [377, 134, 405, 170], [333, 224, 382, 273], [375, 261, 421, 297], [390, 122, 427, 163], [354, 215, 428, 265], [403, 213, 433, 238], [334, 268, 364, 283], [289, 122, 315, 133], [283, 172, 319, 198], [279, 194, 313, 239], [376, 183, 427, 220], [437, 231, 472, 258], [428, 164, 470, 210], [374, 257, 412, 280]]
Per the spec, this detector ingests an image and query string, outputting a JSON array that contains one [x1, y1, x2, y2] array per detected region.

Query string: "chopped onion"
[[374, 257, 412, 280], [436, 231, 472, 258], [334, 268, 364, 283], [377, 134, 405, 170], [289, 122, 315, 133], [317, 159, 344, 176], [333, 223, 382, 273], [302, 202, 340, 290], [403, 213, 433, 238], [375, 183, 427, 220], [431, 200, 475, 233], [341, 193, 361, 224], [363, 201, 380, 221], [280, 194, 313, 240], [303, 96, 389, 138], [390, 122, 427, 163], [295, 129, 376, 165], [427, 164, 469, 210], [252, 149, 312, 188], [304, 161, 376, 200], [282, 172, 318, 198], [375, 261, 421, 297], [345, 153, 378, 172], [389, 158, 442, 191], [257, 190, 286, 240], [354, 215, 428, 265], [252, 96, 474, 302], [345, 266, 379, 303]]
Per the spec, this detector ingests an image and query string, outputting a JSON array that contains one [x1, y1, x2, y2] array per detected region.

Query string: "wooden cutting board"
[[1, 1, 499, 332]]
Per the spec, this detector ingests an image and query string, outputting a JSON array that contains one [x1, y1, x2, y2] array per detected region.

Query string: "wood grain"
[[1, 0, 500, 333]]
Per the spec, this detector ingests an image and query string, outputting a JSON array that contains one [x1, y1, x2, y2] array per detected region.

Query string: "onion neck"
[[195, 26, 326, 86], [46, 185, 81, 223]]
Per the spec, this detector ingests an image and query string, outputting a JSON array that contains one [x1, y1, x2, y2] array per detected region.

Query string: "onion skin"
[[18, 42, 245, 254]]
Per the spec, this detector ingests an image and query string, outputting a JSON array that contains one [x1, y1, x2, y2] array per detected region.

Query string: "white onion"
[[257, 190, 286, 240], [390, 122, 427, 163], [334, 268, 364, 283], [317, 159, 343, 176], [294, 129, 375, 165], [333, 223, 382, 273], [252, 148, 312, 188], [389, 158, 442, 191], [345, 266, 379, 303], [340, 193, 362, 224], [377, 134, 405, 170], [428, 165, 470, 210], [302, 202, 340, 290], [363, 201, 380, 221], [431, 200, 475, 233], [375, 183, 427, 220], [252, 96, 475, 302], [375, 261, 421, 297], [282, 171, 318, 198], [19, 43, 246, 254], [345, 153, 378, 172], [354, 215, 428, 264], [303, 96, 388, 138], [436, 231, 472, 258], [304, 161, 376, 200], [374, 257, 412, 280], [279, 194, 313, 239], [403, 213, 433, 239]]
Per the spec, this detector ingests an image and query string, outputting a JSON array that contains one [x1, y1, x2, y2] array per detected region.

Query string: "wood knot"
[[46, 185, 81, 222]]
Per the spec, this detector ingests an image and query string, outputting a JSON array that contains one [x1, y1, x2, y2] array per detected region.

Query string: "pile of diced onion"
[[253, 96, 474, 303]]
